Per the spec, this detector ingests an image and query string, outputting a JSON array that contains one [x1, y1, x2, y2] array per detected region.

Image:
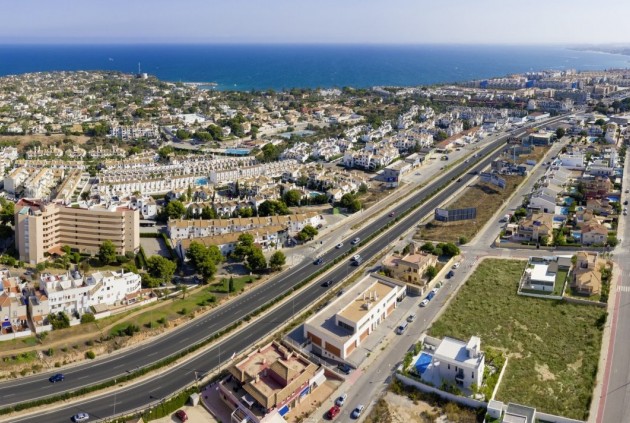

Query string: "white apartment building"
[[4, 167, 35, 195], [86, 270, 142, 307], [40, 271, 90, 316], [209, 160, 299, 184]]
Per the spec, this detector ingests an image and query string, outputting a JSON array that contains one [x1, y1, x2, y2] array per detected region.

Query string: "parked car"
[[314, 258, 324, 265], [321, 279, 334, 287], [407, 313, 417, 322], [351, 405, 365, 419], [426, 291, 436, 301], [431, 287, 439, 295], [72, 413, 90, 423], [175, 410, 188, 422], [452, 262, 460, 269], [49, 373, 64, 383], [420, 299, 429, 307], [335, 393, 348, 407], [446, 270, 455, 278], [337, 363, 353, 374], [336, 242, 344, 249], [327, 405, 341, 420], [351, 237, 360, 245], [337, 289, 345, 296], [624, 200, 629, 206]]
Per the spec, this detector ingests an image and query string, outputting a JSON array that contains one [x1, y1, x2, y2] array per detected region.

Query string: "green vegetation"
[[429, 259, 605, 419], [269, 251, 286, 271]]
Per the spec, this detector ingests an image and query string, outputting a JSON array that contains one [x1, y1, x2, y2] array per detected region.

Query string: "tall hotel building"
[[15, 199, 139, 265]]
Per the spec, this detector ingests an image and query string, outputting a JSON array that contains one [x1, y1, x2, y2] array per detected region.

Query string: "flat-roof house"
[[422, 336, 485, 390]]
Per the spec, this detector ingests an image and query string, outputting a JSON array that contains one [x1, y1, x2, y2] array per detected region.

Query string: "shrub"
[[85, 351, 96, 360], [80, 313, 96, 324]]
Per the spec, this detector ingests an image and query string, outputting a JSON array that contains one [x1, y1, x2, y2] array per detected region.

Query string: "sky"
[[2, 0, 630, 45]]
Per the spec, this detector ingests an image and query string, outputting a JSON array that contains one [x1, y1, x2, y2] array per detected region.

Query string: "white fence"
[[395, 373, 487, 409]]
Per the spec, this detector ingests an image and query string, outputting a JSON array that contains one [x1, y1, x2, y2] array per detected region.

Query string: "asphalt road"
[[2, 116, 567, 423]]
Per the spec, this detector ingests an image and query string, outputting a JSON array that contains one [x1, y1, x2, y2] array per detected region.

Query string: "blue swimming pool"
[[415, 352, 433, 375], [571, 231, 582, 241], [607, 195, 620, 203], [196, 177, 208, 185], [555, 206, 569, 216]]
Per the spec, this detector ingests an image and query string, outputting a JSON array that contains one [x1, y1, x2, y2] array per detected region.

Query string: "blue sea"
[[0, 44, 628, 91]]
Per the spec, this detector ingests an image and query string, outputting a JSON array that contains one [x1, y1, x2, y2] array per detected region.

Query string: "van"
[[406, 313, 416, 323], [397, 322, 409, 334]]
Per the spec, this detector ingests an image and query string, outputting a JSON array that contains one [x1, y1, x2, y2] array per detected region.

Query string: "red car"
[[327, 405, 341, 420], [175, 410, 188, 422]]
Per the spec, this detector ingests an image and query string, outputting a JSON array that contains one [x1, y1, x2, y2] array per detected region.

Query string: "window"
[[448, 364, 450, 370], [472, 372, 474, 378]]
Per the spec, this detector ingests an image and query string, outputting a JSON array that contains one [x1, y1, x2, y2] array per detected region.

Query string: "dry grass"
[[0, 134, 91, 148], [415, 175, 524, 243]]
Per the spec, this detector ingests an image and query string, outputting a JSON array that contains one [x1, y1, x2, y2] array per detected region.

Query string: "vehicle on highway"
[[446, 270, 455, 278], [338, 363, 353, 374], [327, 405, 341, 420], [321, 279, 334, 287], [456, 178, 462, 182], [396, 322, 409, 334], [351, 405, 365, 419], [49, 373, 64, 383], [335, 393, 348, 407], [407, 313, 416, 322], [420, 299, 429, 307], [351, 237, 360, 245], [72, 413, 90, 422], [175, 409, 188, 422], [336, 242, 343, 249], [352, 254, 361, 261], [314, 258, 324, 265], [389, 211, 395, 217], [352, 256, 363, 265], [452, 262, 460, 269]]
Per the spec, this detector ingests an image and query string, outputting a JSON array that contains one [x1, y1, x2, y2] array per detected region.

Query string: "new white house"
[[421, 335, 485, 390]]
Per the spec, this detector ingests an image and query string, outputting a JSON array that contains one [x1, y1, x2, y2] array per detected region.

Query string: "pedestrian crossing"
[[617, 285, 630, 293]]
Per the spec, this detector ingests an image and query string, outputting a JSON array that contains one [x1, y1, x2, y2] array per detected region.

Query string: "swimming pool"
[[561, 197, 574, 205], [196, 177, 208, 185], [415, 352, 433, 375], [607, 195, 620, 203], [555, 206, 569, 216], [571, 231, 582, 241]]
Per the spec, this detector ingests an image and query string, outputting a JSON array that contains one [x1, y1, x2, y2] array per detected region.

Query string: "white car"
[[336, 242, 343, 249], [431, 287, 439, 295], [351, 237, 360, 245], [351, 405, 365, 419], [335, 393, 348, 407], [420, 299, 429, 307], [353, 254, 361, 261], [452, 262, 460, 269], [72, 413, 90, 423]]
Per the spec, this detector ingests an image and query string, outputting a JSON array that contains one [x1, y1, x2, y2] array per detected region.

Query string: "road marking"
[[617, 285, 630, 293]]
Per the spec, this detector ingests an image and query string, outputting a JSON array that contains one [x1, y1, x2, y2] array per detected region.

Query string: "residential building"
[[219, 341, 325, 423], [421, 335, 485, 390], [0, 272, 28, 335], [516, 213, 553, 242], [571, 251, 604, 296], [581, 221, 608, 245], [520, 255, 570, 293], [15, 199, 139, 265], [39, 271, 89, 316], [304, 274, 405, 362], [382, 243, 437, 285], [85, 270, 142, 307]]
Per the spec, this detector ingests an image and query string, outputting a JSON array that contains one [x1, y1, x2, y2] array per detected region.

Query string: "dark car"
[[337, 363, 353, 374], [624, 200, 628, 206], [321, 279, 334, 287], [389, 211, 395, 217], [446, 270, 455, 278], [49, 373, 64, 383], [426, 291, 435, 301], [314, 258, 324, 265], [175, 410, 188, 422]]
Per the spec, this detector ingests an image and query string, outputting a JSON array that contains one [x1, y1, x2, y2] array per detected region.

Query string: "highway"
[[1, 116, 567, 423]]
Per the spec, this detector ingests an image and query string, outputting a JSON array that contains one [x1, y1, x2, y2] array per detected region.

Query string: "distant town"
[[1, 67, 630, 423]]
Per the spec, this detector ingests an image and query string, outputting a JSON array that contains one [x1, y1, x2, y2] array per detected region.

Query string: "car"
[[452, 262, 460, 269], [389, 211, 395, 217], [351, 237, 360, 245], [321, 279, 334, 287], [314, 258, 324, 265], [624, 200, 629, 206], [407, 313, 417, 322], [352, 254, 361, 261], [72, 413, 90, 423], [336, 242, 343, 249], [446, 270, 455, 278], [327, 405, 341, 420], [415, 172, 421, 175], [335, 393, 348, 407], [337, 289, 345, 296], [626, 189, 630, 193], [352, 257, 363, 266], [420, 299, 429, 307], [351, 405, 365, 419], [426, 291, 435, 301], [625, 211, 628, 216], [49, 373, 64, 383], [456, 178, 462, 182], [175, 410, 188, 422], [431, 287, 439, 295], [337, 363, 353, 374]]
